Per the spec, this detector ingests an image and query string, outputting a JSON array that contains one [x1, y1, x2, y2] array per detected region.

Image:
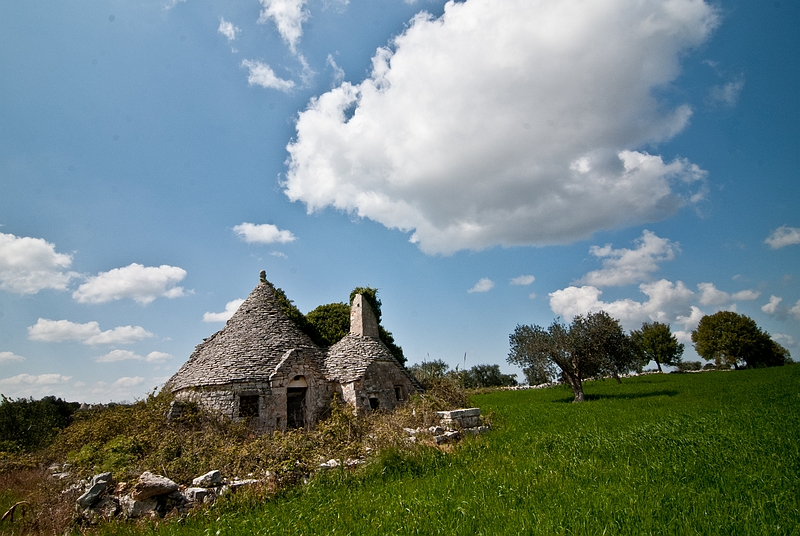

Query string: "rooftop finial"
[[259, 270, 267, 282]]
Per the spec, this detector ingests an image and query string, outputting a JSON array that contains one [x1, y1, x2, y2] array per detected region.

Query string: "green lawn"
[[105, 367, 800, 535]]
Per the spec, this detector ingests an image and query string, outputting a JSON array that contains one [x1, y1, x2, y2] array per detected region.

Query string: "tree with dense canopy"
[[631, 321, 684, 372], [691, 311, 790, 369], [508, 311, 637, 402]]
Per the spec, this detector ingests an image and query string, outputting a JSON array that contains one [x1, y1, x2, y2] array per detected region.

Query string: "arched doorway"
[[286, 375, 308, 429]]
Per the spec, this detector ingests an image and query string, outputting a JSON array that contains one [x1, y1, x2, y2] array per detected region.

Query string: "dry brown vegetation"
[[0, 381, 473, 535]]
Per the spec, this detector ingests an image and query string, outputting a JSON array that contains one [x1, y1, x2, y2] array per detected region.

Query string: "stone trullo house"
[[164, 273, 421, 432]]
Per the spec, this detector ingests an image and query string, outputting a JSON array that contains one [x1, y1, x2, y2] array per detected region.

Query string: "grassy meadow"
[[99, 366, 799, 535]]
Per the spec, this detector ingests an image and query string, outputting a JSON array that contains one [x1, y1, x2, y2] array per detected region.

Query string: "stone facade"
[[164, 274, 422, 432]]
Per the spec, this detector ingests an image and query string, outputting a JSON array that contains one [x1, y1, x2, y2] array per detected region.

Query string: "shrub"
[[677, 361, 702, 372]]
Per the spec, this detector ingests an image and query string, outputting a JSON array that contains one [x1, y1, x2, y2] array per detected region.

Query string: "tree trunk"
[[565, 374, 584, 402], [612, 371, 622, 384], [655, 360, 663, 372]]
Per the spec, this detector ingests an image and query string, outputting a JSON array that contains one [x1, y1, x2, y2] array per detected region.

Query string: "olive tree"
[[508, 311, 636, 402], [631, 321, 684, 372], [691, 311, 789, 369]]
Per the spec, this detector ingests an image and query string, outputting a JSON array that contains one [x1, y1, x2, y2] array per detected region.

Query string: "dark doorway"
[[287, 387, 307, 429], [369, 397, 380, 410]]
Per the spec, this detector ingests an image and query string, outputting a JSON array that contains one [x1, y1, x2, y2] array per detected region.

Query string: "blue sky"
[[1, 0, 797, 402]]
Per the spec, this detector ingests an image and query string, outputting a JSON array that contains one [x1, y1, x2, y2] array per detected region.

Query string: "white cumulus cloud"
[[27, 319, 154, 345], [258, 0, 308, 53], [112, 376, 144, 388], [697, 282, 759, 306], [762, 295, 783, 315], [218, 17, 240, 41], [578, 230, 678, 287], [765, 226, 800, 249], [95, 350, 172, 363], [203, 299, 245, 322], [468, 278, 494, 293], [73, 263, 187, 305], [549, 279, 695, 330], [790, 300, 800, 320], [510, 275, 535, 286], [0, 232, 77, 294], [0, 351, 25, 364], [241, 59, 295, 92], [283, 0, 716, 255], [0, 373, 72, 386], [233, 223, 297, 244], [707, 76, 744, 108]]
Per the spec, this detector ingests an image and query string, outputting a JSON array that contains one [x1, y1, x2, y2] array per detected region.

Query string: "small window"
[[369, 397, 380, 410], [239, 395, 259, 418], [394, 386, 405, 401]]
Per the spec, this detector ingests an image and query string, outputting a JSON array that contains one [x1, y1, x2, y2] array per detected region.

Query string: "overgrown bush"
[[677, 361, 702, 372]]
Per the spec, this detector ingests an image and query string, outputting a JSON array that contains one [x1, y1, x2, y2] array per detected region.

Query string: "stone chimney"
[[350, 294, 380, 338]]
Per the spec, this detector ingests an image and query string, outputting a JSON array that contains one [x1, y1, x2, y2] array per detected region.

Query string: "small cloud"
[[28, 319, 154, 345], [146, 351, 172, 363], [233, 222, 297, 244], [762, 295, 783, 315], [0, 351, 25, 364], [95, 350, 173, 363], [773, 333, 797, 348], [765, 226, 800, 249], [73, 263, 187, 305], [218, 17, 240, 41], [270, 251, 288, 259], [0, 373, 72, 386], [203, 299, 245, 322], [241, 59, 295, 92], [510, 275, 535, 286], [258, 0, 308, 54], [326, 54, 345, 87], [790, 299, 800, 320], [0, 232, 78, 295], [112, 376, 144, 388], [468, 278, 494, 293], [164, 0, 187, 10], [528, 293, 537, 300], [707, 76, 744, 108], [578, 231, 679, 287], [697, 282, 759, 306]]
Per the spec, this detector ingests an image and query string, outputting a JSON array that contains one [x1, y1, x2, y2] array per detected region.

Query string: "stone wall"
[[350, 360, 417, 413]]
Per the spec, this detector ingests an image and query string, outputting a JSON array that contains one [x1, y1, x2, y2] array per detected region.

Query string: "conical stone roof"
[[325, 334, 423, 391], [165, 279, 324, 392]]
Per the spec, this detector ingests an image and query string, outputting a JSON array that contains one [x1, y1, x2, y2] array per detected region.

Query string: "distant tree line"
[[408, 359, 518, 390], [508, 310, 790, 403], [0, 395, 80, 452]]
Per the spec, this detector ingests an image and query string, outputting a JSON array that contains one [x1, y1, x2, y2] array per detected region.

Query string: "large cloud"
[[765, 226, 800, 249], [28, 319, 154, 345], [284, 0, 716, 255], [203, 299, 245, 322], [0, 232, 77, 294], [73, 263, 187, 305]]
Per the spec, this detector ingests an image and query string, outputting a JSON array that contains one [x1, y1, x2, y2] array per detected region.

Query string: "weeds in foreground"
[[0, 382, 471, 535]]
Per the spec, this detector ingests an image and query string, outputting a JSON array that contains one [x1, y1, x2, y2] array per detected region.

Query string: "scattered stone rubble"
[[403, 407, 490, 445], [72, 408, 491, 523], [74, 469, 259, 522]]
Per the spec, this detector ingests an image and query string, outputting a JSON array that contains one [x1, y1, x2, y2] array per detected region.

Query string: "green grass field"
[[104, 367, 800, 535]]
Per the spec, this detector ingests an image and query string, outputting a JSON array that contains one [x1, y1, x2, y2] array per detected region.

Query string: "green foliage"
[[408, 359, 451, 389], [691, 311, 789, 369], [0, 395, 79, 452], [461, 364, 518, 389], [631, 321, 684, 372], [508, 311, 637, 402], [96, 367, 800, 535], [677, 360, 702, 371], [272, 286, 324, 346], [305, 302, 350, 347]]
